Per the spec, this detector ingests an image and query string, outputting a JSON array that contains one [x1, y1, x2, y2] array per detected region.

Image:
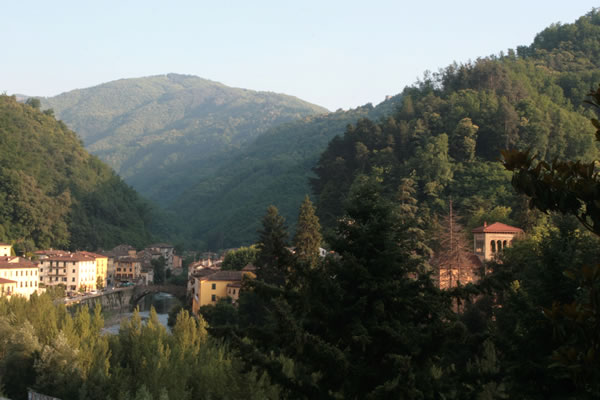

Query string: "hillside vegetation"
[[41, 73, 328, 204], [312, 10, 600, 239], [171, 97, 402, 249], [0, 96, 153, 252]]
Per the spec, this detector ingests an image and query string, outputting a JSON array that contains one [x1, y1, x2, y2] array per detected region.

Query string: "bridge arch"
[[130, 284, 186, 306]]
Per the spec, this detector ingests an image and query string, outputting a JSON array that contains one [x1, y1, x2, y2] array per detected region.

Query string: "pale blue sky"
[[2, 1, 598, 110]]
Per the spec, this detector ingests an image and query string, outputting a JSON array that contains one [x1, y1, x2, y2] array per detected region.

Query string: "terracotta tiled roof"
[[44, 253, 95, 262], [0, 259, 37, 269], [472, 222, 524, 233], [227, 282, 242, 288], [116, 256, 140, 263], [201, 270, 244, 282], [79, 251, 108, 259], [191, 268, 217, 278], [0, 277, 17, 284], [0, 243, 11, 246], [242, 263, 257, 271]]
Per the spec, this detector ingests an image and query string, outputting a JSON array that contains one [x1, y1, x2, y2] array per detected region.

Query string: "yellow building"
[[80, 251, 108, 289], [0, 257, 40, 299], [472, 222, 524, 262], [192, 270, 255, 315]]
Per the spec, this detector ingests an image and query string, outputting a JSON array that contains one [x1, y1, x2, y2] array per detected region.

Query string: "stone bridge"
[[64, 284, 187, 311], [129, 284, 187, 305]]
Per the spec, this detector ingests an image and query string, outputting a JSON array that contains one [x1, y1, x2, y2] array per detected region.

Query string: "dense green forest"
[[312, 10, 600, 238], [40, 74, 328, 205], [0, 96, 154, 252]]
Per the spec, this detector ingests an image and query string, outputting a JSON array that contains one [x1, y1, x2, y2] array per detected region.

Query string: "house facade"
[[40, 253, 97, 292], [79, 251, 108, 289], [0, 243, 11, 257], [0, 255, 40, 298], [114, 256, 141, 282], [191, 270, 255, 315]]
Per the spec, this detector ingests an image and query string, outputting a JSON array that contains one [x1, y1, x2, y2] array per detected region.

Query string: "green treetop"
[[292, 195, 322, 268], [256, 205, 291, 286]]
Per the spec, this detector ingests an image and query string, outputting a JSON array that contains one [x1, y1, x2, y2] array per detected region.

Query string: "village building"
[[79, 251, 109, 289], [0, 243, 12, 257], [145, 243, 175, 269], [0, 277, 17, 297], [472, 222, 524, 262], [40, 253, 97, 292], [114, 256, 141, 282], [0, 255, 39, 298], [34, 249, 69, 259], [101, 245, 138, 286], [111, 244, 137, 258], [191, 269, 256, 315]]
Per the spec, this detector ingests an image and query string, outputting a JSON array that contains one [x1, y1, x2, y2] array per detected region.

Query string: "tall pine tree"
[[293, 195, 322, 268], [256, 205, 291, 286]]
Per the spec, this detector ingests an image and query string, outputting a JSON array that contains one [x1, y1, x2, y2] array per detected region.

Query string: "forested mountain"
[[171, 96, 402, 249], [312, 10, 600, 239], [0, 96, 154, 252], [40, 74, 328, 204]]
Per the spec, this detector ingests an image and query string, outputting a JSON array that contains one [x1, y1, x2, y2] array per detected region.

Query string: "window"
[[211, 283, 216, 290], [72, 277, 75, 282], [72, 269, 75, 273], [211, 294, 216, 302], [63, 278, 67, 282]]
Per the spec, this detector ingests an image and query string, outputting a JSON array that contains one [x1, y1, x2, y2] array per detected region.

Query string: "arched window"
[[497, 240, 502, 251], [503, 240, 508, 248], [491, 240, 496, 253]]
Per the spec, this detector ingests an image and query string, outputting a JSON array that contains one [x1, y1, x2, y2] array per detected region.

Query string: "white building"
[[0, 243, 11, 257], [0, 256, 40, 299], [40, 253, 97, 292]]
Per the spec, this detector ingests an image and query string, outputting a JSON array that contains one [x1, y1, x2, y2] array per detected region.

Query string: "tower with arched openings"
[[472, 222, 523, 262]]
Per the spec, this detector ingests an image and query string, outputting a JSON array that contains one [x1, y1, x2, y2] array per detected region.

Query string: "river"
[[103, 292, 182, 334]]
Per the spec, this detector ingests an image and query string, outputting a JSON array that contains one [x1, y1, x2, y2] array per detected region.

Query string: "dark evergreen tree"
[[256, 206, 291, 286], [232, 175, 459, 399], [292, 195, 322, 268]]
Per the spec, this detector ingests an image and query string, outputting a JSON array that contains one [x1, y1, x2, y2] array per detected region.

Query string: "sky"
[[2, 1, 599, 111]]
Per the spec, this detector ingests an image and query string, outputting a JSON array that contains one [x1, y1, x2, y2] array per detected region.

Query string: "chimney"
[[484, 221, 487, 227]]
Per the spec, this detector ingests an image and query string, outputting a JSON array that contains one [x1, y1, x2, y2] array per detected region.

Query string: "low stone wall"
[[65, 287, 135, 312]]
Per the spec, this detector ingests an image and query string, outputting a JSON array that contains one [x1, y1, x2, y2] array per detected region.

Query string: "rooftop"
[[43, 253, 96, 262], [472, 222, 524, 234], [201, 270, 245, 282], [0, 259, 37, 269], [0, 277, 16, 284], [79, 251, 108, 259]]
